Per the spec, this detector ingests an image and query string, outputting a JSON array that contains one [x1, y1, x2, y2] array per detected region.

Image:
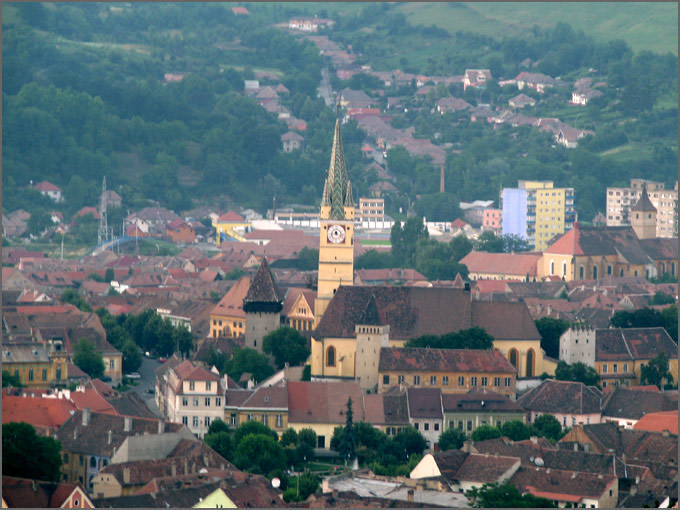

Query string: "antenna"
[[98, 176, 109, 246]]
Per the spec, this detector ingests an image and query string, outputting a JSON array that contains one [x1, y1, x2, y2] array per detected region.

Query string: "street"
[[130, 357, 163, 418]]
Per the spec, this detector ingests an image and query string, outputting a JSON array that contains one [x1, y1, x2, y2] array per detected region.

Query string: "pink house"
[[482, 209, 502, 232], [34, 181, 63, 202]]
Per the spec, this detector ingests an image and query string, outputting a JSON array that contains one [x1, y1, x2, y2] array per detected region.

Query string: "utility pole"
[[98, 176, 109, 247]]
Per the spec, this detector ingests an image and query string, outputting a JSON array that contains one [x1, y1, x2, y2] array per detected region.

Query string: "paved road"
[[131, 357, 163, 418], [318, 66, 334, 106]]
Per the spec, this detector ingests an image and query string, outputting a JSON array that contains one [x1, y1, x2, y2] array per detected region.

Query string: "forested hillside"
[[3, 2, 678, 225]]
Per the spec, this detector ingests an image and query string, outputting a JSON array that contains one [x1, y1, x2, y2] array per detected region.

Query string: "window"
[[28, 369, 34, 381], [424, 423, 429, 431], [413, 375, 420, 385], [261, 414, 268, 426], [90, 457, 97, 467], [434, 423, 439, 431], [326, 346, 336, 367], [504, 377, 511, 387], [458, 421, 464, 430], [481, 377, 488, 386], [109, 359, 114, 369], [206, 381, 211, 391], [607, 265, 612, 275], [592, 266, 598, 279], [563, 416, 567, 426], [230, 413, 237, 425], [467, 420, 472, 431], [579, 266, 584, 279], [215, 397, 221, 407], [572, 416, 576, 426], [182, 397, 188, 406], [562, 261, 567, 277], [430, 375, 437, 385], [276, 414, 283, 428], [623, 363, 628, 373], [190, 381, 195, 391], [42, 369, 47, 381], [458, 376, 465, 386], [442, 376, 449, 386], [383, 375, 390, 385], [193, 416, 199, 427], [471, 376, 477, 387], [193, 398, 199, 407], [613, 364, 618, 373], [205, 397, 211, 407], [494, 377, 500, 387], [64, 453, 69, 463], [182, 416, 188, 425], [414, 423, 419, 430], [79, 455, 84, 466], [602, 364, 608, 373], [317, 435, 325, 449], [56, 368, 62, 380], [205, 417, 211, 427], [398, 375, 405, 384]]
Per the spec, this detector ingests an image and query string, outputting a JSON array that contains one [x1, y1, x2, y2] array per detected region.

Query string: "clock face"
[[327, 224, 346, 244]]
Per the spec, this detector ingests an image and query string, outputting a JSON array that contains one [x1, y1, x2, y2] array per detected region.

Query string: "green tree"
[[471, 425, 502, 442], [28, 210, 52, 237], [296, 428, 317, 465], [208, 419, 230, 435], [204, 431, 234, 461], [233, 434, 286, 475], [500, 420, 533, 441], [532, 414, 563, 442], [73, 338, 105, 379], [2, 370, 22, 388], [554, 361, 600, 387], [104, 268, 115, 283], [283, 471, 321, 502], [534, 317, 570, 359], [225, 348, 275, 384], [450, 235, 473, 262], [262, 327, 310, 369], [640, 352, 674, 389], [392, 427, 427, 459], [172, 326, 193, 358], [336, 397, 357, 463], [391, 216, 428, 267], [121, 340, 142, 374], [466, 481, 556, 508], [233, 420, 278, 446], [3, 422, 63, 481], [407, 327, 494, 350], [60, 289, 92, 312], [301, 364, 311, 381], [651, 291, 675, 306], [280, 428, 298, 448], [475, 231, 504, 253], [437, 428, 466, 451], [296, 247, 319, 270]]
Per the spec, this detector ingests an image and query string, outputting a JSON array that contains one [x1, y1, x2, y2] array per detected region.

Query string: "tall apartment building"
[[501, 180, 575, 250], [357, 197, 385, 223], [606, 179, 678, 237]]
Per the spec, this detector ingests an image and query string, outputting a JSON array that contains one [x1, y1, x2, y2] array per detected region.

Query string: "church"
[[310, 109, 556, 389]]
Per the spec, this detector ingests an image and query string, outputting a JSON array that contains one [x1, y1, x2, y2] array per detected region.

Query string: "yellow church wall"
[[311, 337, 357, 378], [493, 339, 554, 377]]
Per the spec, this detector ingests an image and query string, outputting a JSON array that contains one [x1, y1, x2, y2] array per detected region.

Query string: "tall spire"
[[321, 100, 352, 220]]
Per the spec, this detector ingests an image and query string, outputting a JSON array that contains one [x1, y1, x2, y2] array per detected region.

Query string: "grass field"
[[399, 2, 677, 55]]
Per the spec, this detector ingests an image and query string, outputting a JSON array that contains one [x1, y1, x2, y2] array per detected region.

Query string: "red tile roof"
[[34, 181, 61, 192], [380, 347, 516, 374], [287, 381, 365, 424], [173, 360, 220, 382], [2, 395, 77, 431], [218, 211, 245, 222], [634, 410, 678, 435], [211, 276, 250, 319], [460, 251, 541, 277], [2, 476, 90, 508]]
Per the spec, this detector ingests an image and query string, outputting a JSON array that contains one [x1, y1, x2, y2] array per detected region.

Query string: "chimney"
[[407, 489, 414, 503], [82, 408, 91, 426], [124, 417, 132, 432], [107, 430, 113, 445], [123, 467, 130, 485], [158, 419, 165, 434], [462, 440, 474, 453]]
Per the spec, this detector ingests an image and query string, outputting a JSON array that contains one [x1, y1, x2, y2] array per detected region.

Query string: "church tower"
[[631, 184, 657, 240], [244, 258, 283, 351], [314, 105, 355, 325]]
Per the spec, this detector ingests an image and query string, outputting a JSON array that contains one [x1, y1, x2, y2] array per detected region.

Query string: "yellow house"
[[287, 381, 365, 450], [193, 488, 236, 508], [281, 288, 316, 333], [1, 343, 67, 388], [212, 211, 250, 247], [234, 385, 289, 437], [209, 276, 250, 338], [314, 109, 355, 326]]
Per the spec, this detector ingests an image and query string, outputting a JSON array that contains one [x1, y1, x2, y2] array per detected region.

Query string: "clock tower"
[[314, 106, 355, 325]]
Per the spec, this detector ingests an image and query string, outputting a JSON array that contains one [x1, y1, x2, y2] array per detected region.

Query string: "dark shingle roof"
[[601, 387, 677, 420], [407, 387, 443, 419], [442, 391, 526, 413], [243, 258, 283, 306], [358, 294, 382, 325], [517, 379, 603, 415], [631, 187, 656, 212]]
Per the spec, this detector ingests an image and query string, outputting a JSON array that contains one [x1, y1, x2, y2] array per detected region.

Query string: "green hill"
[[399, 2, 677, 55]]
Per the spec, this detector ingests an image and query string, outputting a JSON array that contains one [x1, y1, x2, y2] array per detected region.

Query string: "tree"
[[225, 347, 275, 384], [204, 430, 233, 461], [651, 291, 675, 306], [438, 428, 466, 451], [28, 210, 52, 236], [475, 231, 504, 253], [60, 289, 93, 312], [262, 327, 310, 369], [336, 397, 357, 463], [500, 420, 533, 442], [233, 420, 278, 446], [208, 419, 230, 435], [3, 422, 63, 481], [640, 352, 673, 389], [391, 216, 428, 267], [296, 247, 319, 270], [233, 433, 287, 475], [296, 428, 317, 464], [554, 361, 600, 387], [450, 235, 473, 262], [121, 340, 142, 374], [73, 338, 105, 379], [466, 481, 556, 508], [392, 427, 427, 459], [280, 428, 298, 447], [534, 317, 570, 359], [471, 425, 502, 442], [532, 414, 563, 442], [172, 326, 193, 358], [104, 268, 115, 283], [2, 370, 22, 388], [407, 327, 494, 350]]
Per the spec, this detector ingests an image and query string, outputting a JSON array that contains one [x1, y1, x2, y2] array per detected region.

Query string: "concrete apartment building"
[[606, 178, 678, 237], [502, 180, 576, 251], [357, 197, 385, 223]]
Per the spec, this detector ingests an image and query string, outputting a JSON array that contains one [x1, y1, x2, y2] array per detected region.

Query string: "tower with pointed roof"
[[354, 295, 390, 392], [631, 184, 657, 240], [243, 258, 283, 351], [314, 102, 355, 325]]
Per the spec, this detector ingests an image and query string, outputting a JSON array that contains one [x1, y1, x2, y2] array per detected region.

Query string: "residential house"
[[281, 287, 316, 333], [287, 380, 366, 449], [2, 477, 93, 509], [55, 409, 183, 491], [363, 389, 411, 437], [517, 379, 604, 428], [634, 410, 678, 435], [234, 383, 288, 436], [509, 93, 536, 108], [513, 72, 558, 93], [211, 210, 249, 246], [601, 387, 676, 429], [463, 69, 492, 90], [409, 450, 521, 493], [407, 387, 444, 449], [442, 390, 527, 435], [209, 276, 249, 338], [482, 208, 502, 233], [1, 342, 68, 388], [34, 181, 64, 202], [339, 88, 374, 109], [379, 347, 517, 398], [460, 251, 542, 281], [436, 97, 472, 114], [572, 88, 603, 105], [459, 200, 495, 226], [281, 131, 304, 152], [165, 219, 195, 244], [155, 359, 226, 438], [100, 190, 122, 209], [1, 393, 77, 435]]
